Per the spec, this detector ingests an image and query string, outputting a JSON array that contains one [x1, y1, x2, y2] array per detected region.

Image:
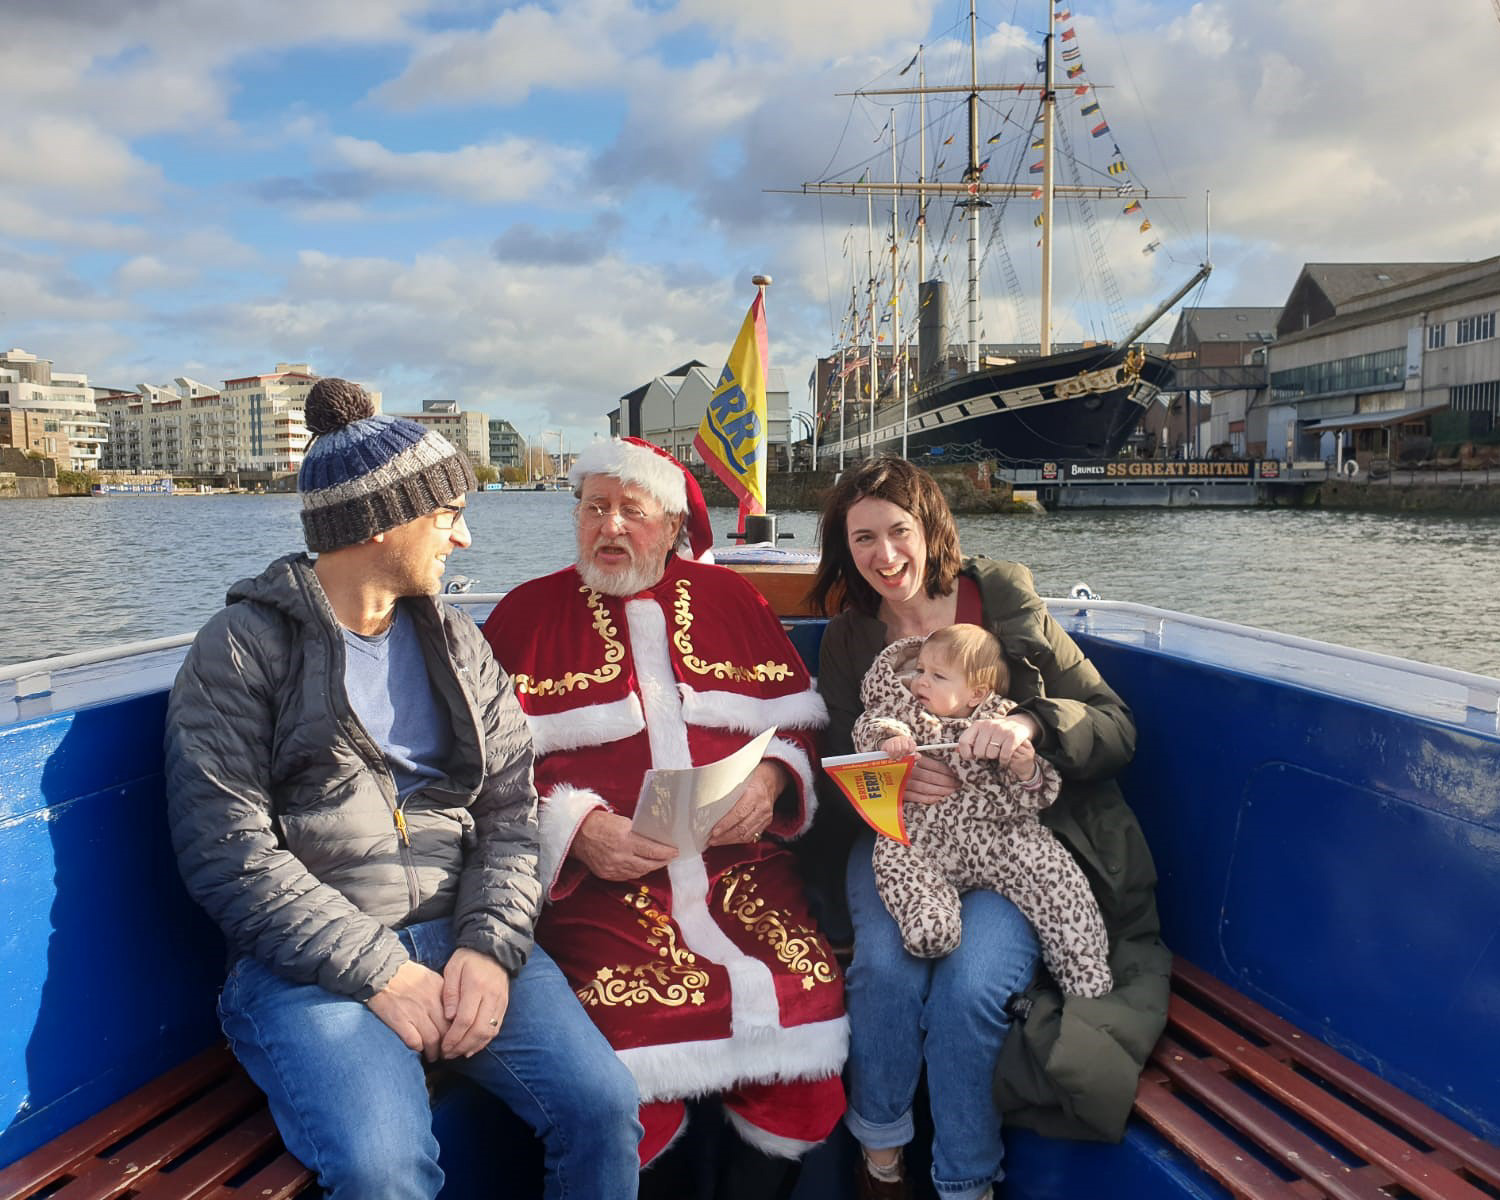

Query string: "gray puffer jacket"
[[165, 553, 541, 1002]]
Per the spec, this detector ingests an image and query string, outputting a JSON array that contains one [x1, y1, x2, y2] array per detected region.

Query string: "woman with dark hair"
[[809, 457, 1169, 1200]]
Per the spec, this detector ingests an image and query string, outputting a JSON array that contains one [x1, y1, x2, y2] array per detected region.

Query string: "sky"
[[5, 0, 1500, 451]]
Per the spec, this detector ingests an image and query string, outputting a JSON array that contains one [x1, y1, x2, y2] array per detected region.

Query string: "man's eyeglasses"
[[432, 503, 468, 530], [575, 500, 659, 527]]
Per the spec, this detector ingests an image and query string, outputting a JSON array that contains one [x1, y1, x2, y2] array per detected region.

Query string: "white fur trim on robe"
[[619, 1014, 850, 1106], [678, 685, 828, 737], [538, 784, 608, 898], [765, 735, 817, 837], [524, 694, 645, 756], [724, 1109, 819, 1160]]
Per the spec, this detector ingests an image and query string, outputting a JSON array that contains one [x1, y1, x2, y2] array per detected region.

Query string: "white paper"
[[632, 726, 779, 854]]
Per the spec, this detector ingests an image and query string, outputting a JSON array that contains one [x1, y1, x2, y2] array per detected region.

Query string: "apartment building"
[[488, 418, 524, 471], [98, 378, 234, 475], [0, 348, 107, 470], [392, 401, 490, 468]]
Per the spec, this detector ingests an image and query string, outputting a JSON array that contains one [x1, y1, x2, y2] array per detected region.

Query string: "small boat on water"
[[2, 550, 1496, 1197], [796, 1, 1211, 466], [90, 478, 174, 496]]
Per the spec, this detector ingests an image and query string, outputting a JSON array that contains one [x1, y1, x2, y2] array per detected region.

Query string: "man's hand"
[[440, 948, 511, 1059], [708, 761, 789, 847], [366, 960, 450, 1061], [572, 809, 678, 880]]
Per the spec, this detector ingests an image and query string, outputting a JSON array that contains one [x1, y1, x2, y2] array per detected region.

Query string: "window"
[[1427, 323, 1447, 350], [1270, 347, 1405, 402], [1455, 312, 1496, 345], [1450, 379, 1500, 414]]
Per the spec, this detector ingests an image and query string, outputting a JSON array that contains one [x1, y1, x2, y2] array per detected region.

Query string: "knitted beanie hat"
[[298, 378, 478, 553]]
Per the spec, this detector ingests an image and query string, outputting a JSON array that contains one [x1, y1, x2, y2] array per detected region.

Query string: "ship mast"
[[964, 1, 982, 373], [1040, 1, 1056, 354]]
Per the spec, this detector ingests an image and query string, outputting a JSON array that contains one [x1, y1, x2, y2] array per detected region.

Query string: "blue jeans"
[[842, 832, 1040, 1199], [218, 920, 642, 1200]]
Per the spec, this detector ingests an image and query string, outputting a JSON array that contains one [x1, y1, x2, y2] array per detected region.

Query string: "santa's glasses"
[[575, 500, 660, 527]]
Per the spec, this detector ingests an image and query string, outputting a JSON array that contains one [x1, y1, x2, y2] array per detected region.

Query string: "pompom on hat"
[[297, 377, 477, 553], [569, 436, 714, 561]]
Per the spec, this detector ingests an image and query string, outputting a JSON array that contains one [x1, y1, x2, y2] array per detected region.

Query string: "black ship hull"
[[821, 344, 1174, 466]]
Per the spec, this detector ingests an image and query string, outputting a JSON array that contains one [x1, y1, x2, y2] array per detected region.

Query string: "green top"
[[815, 555, 1170, 1142]]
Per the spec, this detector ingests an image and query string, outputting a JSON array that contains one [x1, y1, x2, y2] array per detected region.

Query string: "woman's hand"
[[957, 712, 1042, 771], [903, 753, 960, 804]]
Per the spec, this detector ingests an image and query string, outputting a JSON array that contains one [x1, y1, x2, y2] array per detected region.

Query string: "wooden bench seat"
[[9, 956, 1495, 1200], [0, 1046, 312, 1200], [1134, 959, 1500, 1200]]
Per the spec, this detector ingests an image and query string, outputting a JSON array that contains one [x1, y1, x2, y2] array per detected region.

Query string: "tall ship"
[[797, 1, 1211, 466]]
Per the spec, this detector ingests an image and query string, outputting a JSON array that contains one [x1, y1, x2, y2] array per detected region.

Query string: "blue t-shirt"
[[342, 605, 451, 801]]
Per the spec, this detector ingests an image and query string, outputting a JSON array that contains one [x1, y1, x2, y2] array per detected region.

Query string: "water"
[[5, 492, 1499, 677]]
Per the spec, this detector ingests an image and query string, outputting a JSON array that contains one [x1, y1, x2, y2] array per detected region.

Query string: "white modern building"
[[614, 361, 793, 470], [0, 348, 108, 470], [98, 378, 234, 475]]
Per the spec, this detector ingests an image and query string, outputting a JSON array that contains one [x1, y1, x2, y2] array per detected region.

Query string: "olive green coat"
[[814, 556, 1170, 1142]]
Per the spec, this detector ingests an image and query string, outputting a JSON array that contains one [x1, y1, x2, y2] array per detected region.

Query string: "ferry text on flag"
[[695, 289, 769, 522]]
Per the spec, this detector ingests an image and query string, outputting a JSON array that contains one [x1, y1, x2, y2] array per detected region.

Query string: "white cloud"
[[328, 134, 590, 203]]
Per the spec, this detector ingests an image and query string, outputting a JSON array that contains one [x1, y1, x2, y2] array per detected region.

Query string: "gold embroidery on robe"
[[515, 587, 624, 696], [671, 580, 793, 683], [719, 868, 838, 988], [575, 885, 714, 1009]]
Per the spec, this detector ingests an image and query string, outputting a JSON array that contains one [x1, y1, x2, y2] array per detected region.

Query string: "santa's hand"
[[366, 960, 450, 1061], [903, 754, 959, 805], [573, 808, 677, 880], [708, 760, 788, 846]]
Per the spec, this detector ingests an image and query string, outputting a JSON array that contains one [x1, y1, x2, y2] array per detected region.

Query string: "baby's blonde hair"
[[923, 623, 1008, 695]]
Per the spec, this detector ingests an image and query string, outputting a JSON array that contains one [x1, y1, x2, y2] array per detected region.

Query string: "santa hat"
[[569, 437, 715, 562]]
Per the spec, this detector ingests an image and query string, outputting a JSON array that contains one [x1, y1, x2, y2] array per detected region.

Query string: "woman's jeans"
[[218, 919, 642, 1200], [843, 832, 1040, 1200]]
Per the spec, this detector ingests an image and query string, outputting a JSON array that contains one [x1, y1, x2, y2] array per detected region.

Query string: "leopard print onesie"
[[852, 637, 1113, 997]]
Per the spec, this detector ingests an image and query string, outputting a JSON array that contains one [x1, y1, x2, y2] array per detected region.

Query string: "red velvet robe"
[[483, 557, 847, 1105]]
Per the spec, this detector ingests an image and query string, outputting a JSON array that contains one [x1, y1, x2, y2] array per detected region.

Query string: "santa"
[[482, 438, 847, 1198]]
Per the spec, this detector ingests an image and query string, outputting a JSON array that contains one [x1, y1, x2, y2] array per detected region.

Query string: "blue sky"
[[4, 0, 1499, 451]]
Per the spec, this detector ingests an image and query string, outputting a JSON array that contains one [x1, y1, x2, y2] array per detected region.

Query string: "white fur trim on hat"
[[570, 438, 689, 514]]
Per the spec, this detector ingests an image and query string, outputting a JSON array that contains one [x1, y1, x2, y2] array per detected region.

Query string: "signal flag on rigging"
[[695, 289, 769, 522]]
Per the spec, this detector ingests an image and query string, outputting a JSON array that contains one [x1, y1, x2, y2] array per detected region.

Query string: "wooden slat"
[[45, 1074, 265, 1200], [1168, 991, 1491, 1200], [1134, 1066, 1307, 1200], [129, 1110, 292, 1200], [200, 1150, 315, 1200], [1148, 1034, 1395, 1200], [1172, 960, 1500, 1192], [0, 1048, 237, 1198]]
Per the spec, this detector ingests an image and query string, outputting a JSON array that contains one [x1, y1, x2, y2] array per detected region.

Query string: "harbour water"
[[6, 492, 1499, 677]]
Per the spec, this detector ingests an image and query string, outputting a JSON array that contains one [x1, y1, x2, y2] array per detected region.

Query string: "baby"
[[852, 624, 1113, 997]]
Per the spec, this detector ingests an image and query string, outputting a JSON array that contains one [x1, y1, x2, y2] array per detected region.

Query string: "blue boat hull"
[[3, 599, 1497, 1195]]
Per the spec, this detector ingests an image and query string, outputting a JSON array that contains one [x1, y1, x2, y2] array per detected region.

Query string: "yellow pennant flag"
[[821, 752, 914, 844], [695, 290, 768, 522]]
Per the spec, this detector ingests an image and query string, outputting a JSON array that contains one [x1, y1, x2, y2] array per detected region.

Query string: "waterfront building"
[[1268, 259, 1500, 469], [220, 364, 319, 475], [0, 349, 107, 470], [612, 360, 793, 470], [392, 403, 490, 468], [98, 378, 233, 475], [488, 418, 524, 472], [1154, 308, 1280, 458]]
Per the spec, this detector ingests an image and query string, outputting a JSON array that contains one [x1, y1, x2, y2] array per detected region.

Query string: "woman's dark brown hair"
[[807, 457, 963, 616]]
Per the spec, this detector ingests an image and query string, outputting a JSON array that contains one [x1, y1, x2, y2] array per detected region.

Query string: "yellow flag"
[[821, 753, 914, 844], [695, 290, 768, 520]]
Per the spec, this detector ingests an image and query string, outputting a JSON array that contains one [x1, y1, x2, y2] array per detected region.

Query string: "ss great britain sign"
[[1048, 459, 1284, 481]]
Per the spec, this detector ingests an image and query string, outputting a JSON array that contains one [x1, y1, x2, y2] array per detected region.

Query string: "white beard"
[[577, 555, 665, 596]]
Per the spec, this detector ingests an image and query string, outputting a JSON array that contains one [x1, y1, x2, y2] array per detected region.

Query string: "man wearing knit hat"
[[483, 437, 848, 1200], [164, 380, 641, 1199]]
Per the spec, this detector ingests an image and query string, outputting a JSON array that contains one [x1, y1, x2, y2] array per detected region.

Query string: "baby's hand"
[[1009, 740, 1036, 777], [881, 734, 918, 759]]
